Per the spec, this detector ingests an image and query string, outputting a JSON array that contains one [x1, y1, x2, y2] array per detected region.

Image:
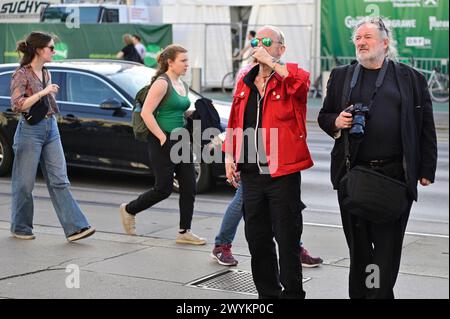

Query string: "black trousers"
[[338, 162, 413, 299], [241, 172, 305, 299], [126, 133, 196, 230]]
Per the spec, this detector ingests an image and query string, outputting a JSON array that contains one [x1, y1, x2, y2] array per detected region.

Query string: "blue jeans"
[[10, 116, 90, 237], [215, 184, 244, 245]]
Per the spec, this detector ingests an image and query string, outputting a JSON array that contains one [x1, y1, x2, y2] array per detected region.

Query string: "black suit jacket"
[[317, 61, 437, 201]]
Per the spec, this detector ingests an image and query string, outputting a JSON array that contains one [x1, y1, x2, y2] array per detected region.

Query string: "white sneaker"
[[67, 227, 95, 242], [11, 232, 35, 240], [176, 230, 206, 245], [120, 203, 136, 235]]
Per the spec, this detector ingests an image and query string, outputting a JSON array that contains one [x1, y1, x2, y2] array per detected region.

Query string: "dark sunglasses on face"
[[46, 45, 55, 52], [250, 37, 283, 48]]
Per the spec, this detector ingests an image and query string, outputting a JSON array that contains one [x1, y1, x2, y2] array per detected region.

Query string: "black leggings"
[[126, 133, 196, 230]]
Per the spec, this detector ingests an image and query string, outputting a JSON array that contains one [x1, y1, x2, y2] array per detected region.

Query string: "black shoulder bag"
[[338, 59, 410, 224], [22, 69, 50, 125]]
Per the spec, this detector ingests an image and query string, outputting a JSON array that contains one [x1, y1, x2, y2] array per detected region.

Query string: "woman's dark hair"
[[16, 31, 54, 67], [151, 44, 187, 85]]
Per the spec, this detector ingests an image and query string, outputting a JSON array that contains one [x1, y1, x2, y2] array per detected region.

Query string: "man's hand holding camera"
[[335, 108, 353, 130]]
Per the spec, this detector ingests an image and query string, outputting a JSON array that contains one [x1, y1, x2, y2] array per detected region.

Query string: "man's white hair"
[[352, 16, 398, 61]]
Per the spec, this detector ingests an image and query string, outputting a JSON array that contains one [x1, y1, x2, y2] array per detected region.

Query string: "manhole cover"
[[186, 269, 311, 296]]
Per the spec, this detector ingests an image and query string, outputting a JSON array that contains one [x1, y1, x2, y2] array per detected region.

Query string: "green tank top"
[[155, 73, 190, 133]]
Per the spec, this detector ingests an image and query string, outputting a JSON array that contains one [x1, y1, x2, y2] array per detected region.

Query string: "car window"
[[66, 72, 124, 105], [102, 8, 119, 22], [0, 71, 64, 101], [0, 72, 12, 97]]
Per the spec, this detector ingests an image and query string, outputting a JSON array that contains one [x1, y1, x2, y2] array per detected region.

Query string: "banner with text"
[[321, 0, 449, 59]]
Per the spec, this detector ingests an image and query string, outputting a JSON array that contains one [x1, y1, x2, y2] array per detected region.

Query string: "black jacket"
[[318, 61, 437, 201]]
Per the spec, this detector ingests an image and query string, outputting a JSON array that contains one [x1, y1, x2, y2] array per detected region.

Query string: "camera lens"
[[349, 114, 365, 136]]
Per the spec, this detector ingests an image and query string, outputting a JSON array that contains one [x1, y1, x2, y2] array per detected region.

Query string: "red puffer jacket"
[[223, 63, 314, 177]]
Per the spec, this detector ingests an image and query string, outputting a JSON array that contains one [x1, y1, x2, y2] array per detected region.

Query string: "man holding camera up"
[[318, 17, 437, 298]]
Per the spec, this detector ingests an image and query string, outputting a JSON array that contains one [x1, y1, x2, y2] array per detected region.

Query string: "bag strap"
[[152, 73, 172, 113], [41, 68, 49, 104], [340, 65, 355, 172]]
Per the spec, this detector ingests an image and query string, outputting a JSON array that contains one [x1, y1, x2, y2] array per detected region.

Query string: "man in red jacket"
[[223, 25, 313, 299]]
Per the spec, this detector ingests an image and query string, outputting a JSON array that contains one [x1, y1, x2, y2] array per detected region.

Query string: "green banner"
[[321, 0, 449, 59], [0, 23, 172, 66]]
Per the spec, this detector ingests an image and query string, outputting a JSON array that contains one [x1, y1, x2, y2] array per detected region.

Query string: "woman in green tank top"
[[119, 44, 206, 246]]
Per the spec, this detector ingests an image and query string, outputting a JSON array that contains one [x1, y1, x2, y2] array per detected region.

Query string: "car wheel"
[[172, 147, 213, 194], [0, 134, 13, 176]]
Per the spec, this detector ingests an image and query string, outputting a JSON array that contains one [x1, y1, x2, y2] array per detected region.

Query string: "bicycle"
[[221, 55, 253, 94], [221, 69, 237, 94], [426, 67, 449, 103], [409, 57, 449, 103]]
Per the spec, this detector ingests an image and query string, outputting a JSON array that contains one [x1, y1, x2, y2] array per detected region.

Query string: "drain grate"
[[186, 269, 311, 296]]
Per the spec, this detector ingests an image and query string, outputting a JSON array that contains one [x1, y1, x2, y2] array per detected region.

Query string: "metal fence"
[[319, 55, 449, 80]]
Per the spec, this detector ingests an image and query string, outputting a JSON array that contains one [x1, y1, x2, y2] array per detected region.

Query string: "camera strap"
[[344, 58, 389, 170], [347, 58, 389, 108]]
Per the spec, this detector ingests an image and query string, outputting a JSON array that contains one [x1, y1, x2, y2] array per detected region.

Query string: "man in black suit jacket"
[[318, 17, 437, 299]]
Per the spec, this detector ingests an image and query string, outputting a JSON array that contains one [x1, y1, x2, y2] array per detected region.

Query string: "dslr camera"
[[344, 103, 370, 137]]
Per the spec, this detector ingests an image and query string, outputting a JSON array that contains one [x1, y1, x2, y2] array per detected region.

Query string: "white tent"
[[158, 0, 320, 88]]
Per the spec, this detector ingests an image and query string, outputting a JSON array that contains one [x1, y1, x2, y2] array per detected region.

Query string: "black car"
[[0, 60, 229, 193]]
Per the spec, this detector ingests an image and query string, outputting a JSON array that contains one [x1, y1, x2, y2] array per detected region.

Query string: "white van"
[[40, 3, 162, 24]]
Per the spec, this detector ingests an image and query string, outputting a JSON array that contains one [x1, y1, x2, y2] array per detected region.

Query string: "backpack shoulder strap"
[[157, 73, 171, 89], [154, 73, 172, 109]]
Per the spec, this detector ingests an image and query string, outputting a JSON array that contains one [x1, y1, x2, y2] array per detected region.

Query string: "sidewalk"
[[0, 206, 448, 299]]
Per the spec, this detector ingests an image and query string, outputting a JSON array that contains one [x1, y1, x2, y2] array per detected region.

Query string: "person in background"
[[132, 34, 146, 62], [234, 30, 256, 61], [116, 34, 143, 64]]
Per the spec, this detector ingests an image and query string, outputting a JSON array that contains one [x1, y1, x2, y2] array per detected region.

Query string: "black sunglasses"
[[45, 45, 55, 52], [376, 18, 389, 36]]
